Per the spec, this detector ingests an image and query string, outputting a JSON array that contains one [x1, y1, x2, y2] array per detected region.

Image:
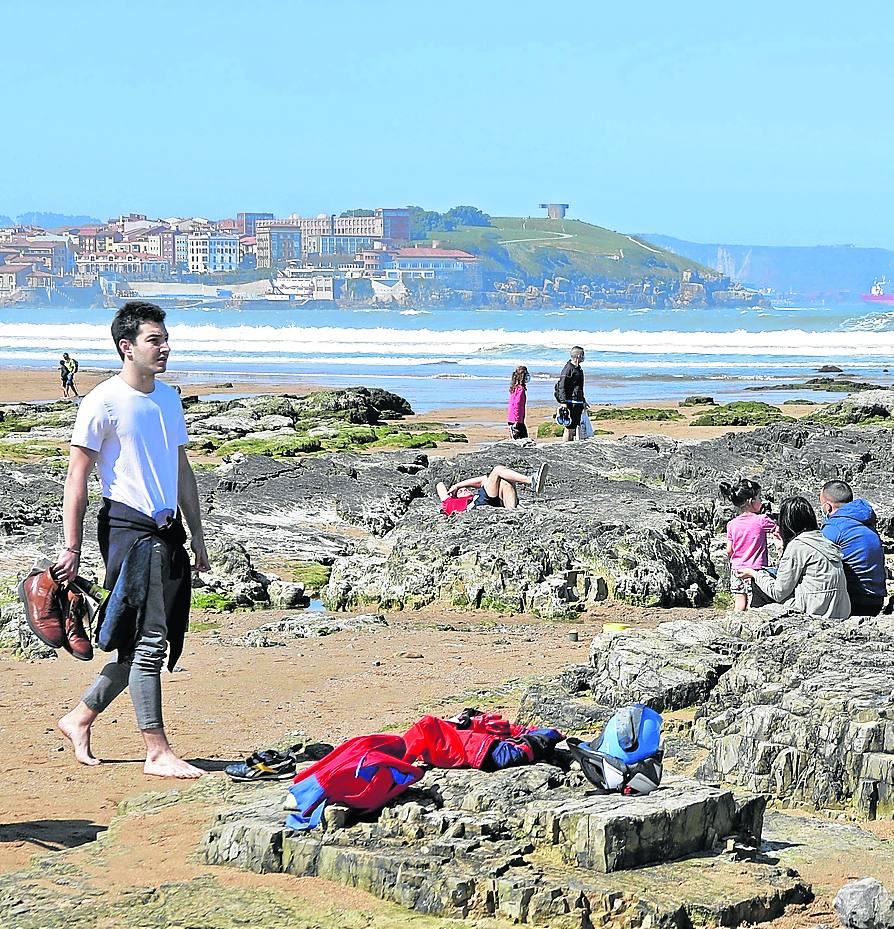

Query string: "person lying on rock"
[[436, 463, 549, 515], [737, 496, 851, 620]]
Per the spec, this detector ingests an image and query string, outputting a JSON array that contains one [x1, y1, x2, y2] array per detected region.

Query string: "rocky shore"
[[1, 386, 893, 928]]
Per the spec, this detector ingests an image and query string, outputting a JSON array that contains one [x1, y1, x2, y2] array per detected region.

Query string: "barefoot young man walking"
[[55, 301, 211, 778]]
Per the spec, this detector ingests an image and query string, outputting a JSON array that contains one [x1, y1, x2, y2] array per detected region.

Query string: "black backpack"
[[553, 377, 564, 403]]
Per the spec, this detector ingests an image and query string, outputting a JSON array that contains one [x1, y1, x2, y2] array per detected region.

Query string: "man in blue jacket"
[[819, 480, 887, 615]]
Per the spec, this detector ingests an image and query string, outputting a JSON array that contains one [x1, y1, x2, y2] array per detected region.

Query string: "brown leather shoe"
[[17, 568, 65, 649], [62, 589, 94, 662]]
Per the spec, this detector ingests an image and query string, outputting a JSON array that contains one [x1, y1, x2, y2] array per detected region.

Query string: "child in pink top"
[[721, 478, 780, 612], [507, 366, 529, 440]]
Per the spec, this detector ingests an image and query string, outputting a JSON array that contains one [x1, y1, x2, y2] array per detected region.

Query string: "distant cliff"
[[640, 234, 894, 298]]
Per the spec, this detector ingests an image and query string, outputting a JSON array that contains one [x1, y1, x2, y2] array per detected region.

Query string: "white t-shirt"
[[71, 375, 188, 520]]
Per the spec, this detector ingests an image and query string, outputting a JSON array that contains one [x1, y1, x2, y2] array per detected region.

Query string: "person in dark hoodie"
[[819, 480, 887, 615]]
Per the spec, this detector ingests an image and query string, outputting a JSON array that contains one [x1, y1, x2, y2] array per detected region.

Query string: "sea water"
[[1, 302, 892, 413]]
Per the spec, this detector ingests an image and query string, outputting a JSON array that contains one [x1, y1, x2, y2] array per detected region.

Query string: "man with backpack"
[[555, 346, 587, 442]]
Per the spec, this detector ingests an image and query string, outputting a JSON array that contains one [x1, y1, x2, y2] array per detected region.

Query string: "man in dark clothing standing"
[[819, 480, 887, 615], [557, 345, 586, 442]]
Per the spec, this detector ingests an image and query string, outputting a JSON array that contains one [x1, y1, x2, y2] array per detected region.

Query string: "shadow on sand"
[[0, 819, 107, 851]]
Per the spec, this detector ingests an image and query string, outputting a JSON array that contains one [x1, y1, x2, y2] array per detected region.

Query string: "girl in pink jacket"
[[507, 366, 529, 440]]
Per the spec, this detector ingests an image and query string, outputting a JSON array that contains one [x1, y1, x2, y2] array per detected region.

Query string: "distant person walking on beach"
[[556, 346, 586, 442], [437, 462, 549, 514], [507, 365, 530, 440], [819, 480, 887, 615], [720, 478, 780, 611], [54, 301, 211, 778], [60, 352, 80, 399]]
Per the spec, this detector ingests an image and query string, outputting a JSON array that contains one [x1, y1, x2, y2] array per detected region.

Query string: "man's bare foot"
[[57, 712, 100, 766], [144, 752, 204, 779]]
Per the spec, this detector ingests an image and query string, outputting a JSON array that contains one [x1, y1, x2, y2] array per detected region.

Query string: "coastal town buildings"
[[255, 220, 302, 268], [304, 234, 377, 256], [0, 263, 34, 293], [0, 202, 742, 309], [186, 232, 240, 273], [236, 212, 274, 237], [74, 252, 170, 278]]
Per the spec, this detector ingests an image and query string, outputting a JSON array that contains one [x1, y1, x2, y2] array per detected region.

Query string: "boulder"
[[834, 877, 894, 929], [587, 619, 746, 712], [195, 540, 269, 605], [265, 579, 306, 610]]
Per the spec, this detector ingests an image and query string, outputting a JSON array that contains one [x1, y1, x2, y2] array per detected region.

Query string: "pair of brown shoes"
[[18, 568, 94, 661]]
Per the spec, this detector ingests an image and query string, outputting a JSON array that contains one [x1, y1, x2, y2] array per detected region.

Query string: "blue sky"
[[4, 0, 893, 247]]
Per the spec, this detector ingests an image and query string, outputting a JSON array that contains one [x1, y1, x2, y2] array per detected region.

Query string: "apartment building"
[[255, 220, 302, 268], [75, 253, 170, 278], [236, 212, 274, 236], [304, 234, 376, 256], [187, 232, 240, 273]]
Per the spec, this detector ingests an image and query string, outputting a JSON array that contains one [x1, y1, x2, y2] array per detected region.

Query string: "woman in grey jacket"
[[738, 496, 851, 619]]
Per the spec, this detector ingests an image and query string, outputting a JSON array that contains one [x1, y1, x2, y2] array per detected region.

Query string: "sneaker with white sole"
[[531, 462, 549, 495]]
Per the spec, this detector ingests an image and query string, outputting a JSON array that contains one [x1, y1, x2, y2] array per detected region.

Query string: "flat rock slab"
[[238, 612, 387, 647], [587, 619, 746, 712], [202, 766, 805, 928]]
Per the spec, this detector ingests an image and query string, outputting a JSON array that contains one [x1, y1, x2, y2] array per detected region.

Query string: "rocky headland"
[[1, 386, 893, 928]]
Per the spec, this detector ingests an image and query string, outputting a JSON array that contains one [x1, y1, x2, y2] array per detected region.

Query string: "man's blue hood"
[[828, 499, 876, 526]]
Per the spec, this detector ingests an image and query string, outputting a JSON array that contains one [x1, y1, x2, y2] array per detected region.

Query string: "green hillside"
[[426, 217, 718, 283]]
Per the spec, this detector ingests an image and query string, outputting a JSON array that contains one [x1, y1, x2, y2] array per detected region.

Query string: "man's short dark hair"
[[821, 480, 853, 505], [570, 345, 585, 358], [111, 301, 166, 360]]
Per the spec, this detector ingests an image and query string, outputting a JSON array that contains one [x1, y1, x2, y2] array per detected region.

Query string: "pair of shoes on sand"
[[530, 462, 550, 495], [226, 741, 335, 782], [18, 567, 94, 661]]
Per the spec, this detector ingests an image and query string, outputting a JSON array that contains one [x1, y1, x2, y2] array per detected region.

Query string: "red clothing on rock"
[[441, 495, 472, 516]]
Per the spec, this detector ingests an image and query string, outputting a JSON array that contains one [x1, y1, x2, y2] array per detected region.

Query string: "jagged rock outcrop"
[[197, 450, 430, 559], [325, 447, 719, 617], [693, 613, 894, 818], [815, 388, 894, 427], [204, 766, 808, 928], [521, 608, 894, 817]]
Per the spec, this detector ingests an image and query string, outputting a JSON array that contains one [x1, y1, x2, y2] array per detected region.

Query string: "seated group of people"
[[436, 462, 886, 621], [724, 478, 887, 620]]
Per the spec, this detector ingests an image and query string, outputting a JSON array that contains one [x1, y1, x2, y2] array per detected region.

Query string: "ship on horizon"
[[861, 279, 894, 303]]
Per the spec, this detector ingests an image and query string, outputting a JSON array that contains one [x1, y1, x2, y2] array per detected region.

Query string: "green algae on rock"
[[690, 401, 791, 426]]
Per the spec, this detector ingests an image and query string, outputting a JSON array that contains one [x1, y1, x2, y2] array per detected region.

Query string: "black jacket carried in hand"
[[96, 498, 192, 670]]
